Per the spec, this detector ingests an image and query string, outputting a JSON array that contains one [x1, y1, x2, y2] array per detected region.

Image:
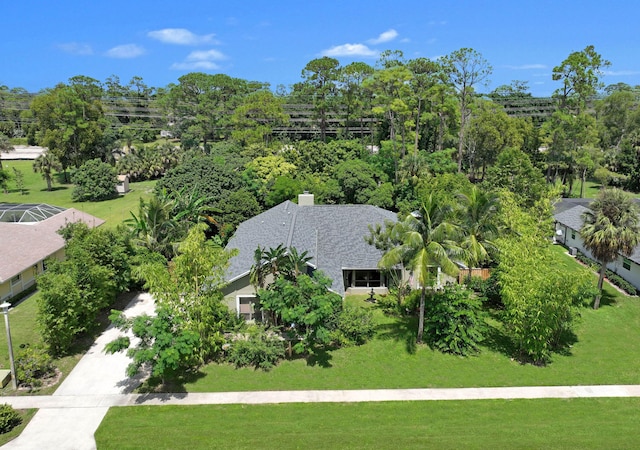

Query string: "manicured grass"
[[181, 246, 640, 392], [95, 398, 640, 449], [0, 292, 82, 395], [571, 179, 640, 199], [1, 160, 156, 227]]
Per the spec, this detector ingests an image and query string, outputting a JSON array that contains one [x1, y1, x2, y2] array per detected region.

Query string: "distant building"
[[0, 203, 105, 302], [116, 174, 130, 194]]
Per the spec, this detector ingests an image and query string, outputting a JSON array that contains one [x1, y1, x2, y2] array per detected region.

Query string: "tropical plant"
[[379, 193, 463, 343], [33, 151, 62, 191], [581, 188, 640, 309], [456, 185, 500, 268]]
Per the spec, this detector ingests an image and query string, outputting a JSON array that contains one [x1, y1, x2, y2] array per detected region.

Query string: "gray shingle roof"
[[225, 201, 398, 295], [554, 201, 640, 265], [554, 204, 590, 232]]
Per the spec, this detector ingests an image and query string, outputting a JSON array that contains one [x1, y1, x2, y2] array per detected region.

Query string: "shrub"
[[0, 404, 22, 434], [576, 251, 637, 296], [226, 325, 285, 371], [71, 158, 117, 202], [464, 273, 502, 308], [424, 284, 487, 356], [15, 345, 56, 390], [331, 304, 375, 347]]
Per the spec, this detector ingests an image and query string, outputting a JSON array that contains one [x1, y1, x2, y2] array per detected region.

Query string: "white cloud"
[[58, 42, 93, 55], [368, 29, 398, 45], [504, 64, 547, 70], [603, 70, 640, 76], [322, 43, 378, 57], [171, 61, 219, 70], [148, 28, 217, 45], [171, 48, 227, 71], [106, 44, 145, 59]]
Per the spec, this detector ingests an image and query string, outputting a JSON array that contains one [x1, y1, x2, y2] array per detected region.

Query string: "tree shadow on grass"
[[306, 348, 333, 368], [596, 288, 618, 308], [375, 314, 418, 355], [39, 186, 67, 192]]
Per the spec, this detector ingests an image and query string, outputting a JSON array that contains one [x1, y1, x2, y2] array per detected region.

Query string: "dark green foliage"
[[71, 158, 117, 201], [424, 284, 486, 356], [105, 307, 201, 383], [0, 404, 22, 434], [116, 143, 181, 182], [0, 169, 9, 193], [265, 176, 302, 207], [155, 153, 244, 214], [226, 325, 286, 370], [15, 345, 56, 390], [37, 224, 133, 355], [218, 189, 262, 237], [330, 303, 375, 347], [257, 272, 342, 354], [464, 274, 502, 308]]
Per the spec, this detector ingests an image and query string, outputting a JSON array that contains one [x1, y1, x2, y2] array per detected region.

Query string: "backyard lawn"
[[1, 160, 156, 227], [95, 398, 640, 449]]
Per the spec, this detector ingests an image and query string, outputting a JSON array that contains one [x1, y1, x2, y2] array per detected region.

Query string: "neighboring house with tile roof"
[[553, 198, 640, 291], [222, 193, 400, 320], [0, 203, 105, 302]]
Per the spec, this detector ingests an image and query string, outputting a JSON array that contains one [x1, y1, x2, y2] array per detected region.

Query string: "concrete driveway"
[[2, 292, 155, 450]]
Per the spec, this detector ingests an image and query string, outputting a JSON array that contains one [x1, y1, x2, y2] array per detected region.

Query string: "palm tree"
[[380, 194, 463, 343], [581, 188, 640, 309], [0, 132, 13, 170], [456, 185, 500, 269], [125, 195, 178, 258], [33, 151, 62, 191]]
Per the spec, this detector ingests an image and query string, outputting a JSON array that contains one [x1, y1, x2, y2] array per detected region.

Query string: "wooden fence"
[[458, 268, 491, 284]]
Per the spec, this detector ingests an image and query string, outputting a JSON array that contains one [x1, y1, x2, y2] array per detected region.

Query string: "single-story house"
[[553, 198, 640, 291], [0, 203, 105, 302], [222, 193, 401, 320]]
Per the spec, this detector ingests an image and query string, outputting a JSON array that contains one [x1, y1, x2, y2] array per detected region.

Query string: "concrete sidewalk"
[[3, 385, 640, 410]]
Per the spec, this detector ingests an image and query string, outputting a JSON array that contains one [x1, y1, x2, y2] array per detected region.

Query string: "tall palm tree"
[[456, 185, 500, 269], [380, 194, 463, 343], [33, 151, 62, 191], [581, 188, 640, 309]]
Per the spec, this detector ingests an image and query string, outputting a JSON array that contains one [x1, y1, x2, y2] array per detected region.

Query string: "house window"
[[623, 258, 631, 271], [571, 231, 576, 240], [11, 274, 21, 285], [237, 296, 263, 322], [345, 270, 384, 288]]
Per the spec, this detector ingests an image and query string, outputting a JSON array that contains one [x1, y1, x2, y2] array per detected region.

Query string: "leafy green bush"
[[15, 345, 56, 390], [71, 158, 117, 202], [0, 404, 22, 434], [424, 284, 486, 356], [226, 325, 285, 371], [331, 304, 375, 347], [464, 273, 502, 308]]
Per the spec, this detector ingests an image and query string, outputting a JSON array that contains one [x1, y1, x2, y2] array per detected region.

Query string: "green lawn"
[[571, 179, 640, 199], [0, 409, 36, 447], [95, 398, 640, 449], [1, 160, 156, 227]]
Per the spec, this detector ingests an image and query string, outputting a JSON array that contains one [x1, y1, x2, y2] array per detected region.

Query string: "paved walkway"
[[2, 292, 640, 449]]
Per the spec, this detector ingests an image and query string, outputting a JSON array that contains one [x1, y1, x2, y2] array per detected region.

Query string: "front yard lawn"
[[95, 398, 640, 449]]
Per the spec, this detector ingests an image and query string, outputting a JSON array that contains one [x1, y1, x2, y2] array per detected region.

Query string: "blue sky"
[[2, 1, 639, 96]]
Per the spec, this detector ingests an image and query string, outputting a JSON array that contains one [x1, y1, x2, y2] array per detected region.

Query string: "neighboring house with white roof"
[[222, 193, 400, 320], [553, 198, 640, 291], [0, 203, 105, 302]]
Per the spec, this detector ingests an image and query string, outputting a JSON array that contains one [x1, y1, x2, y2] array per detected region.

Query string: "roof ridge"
[[285, 207, 297, 248]]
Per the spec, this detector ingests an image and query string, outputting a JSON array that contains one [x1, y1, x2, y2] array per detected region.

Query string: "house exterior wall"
[[0, 248, 65, 303], [223, 274, 257, 312], [554, 222, 640, 291]]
